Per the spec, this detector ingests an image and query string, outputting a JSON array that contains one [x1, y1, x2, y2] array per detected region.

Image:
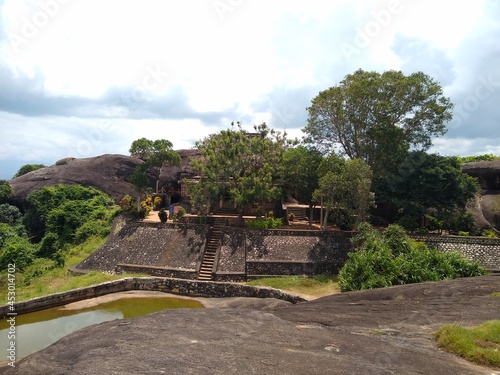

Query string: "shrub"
[[339, 223, 487, 292], [172, 206, 187, 222], [245, 217, 284, 229], [0, 236, 36, 272]]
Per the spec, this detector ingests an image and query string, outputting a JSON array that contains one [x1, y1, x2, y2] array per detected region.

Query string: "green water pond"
[[0, 295, 203, 360]]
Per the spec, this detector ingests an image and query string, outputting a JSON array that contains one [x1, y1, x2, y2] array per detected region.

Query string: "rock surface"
[[8, 150, 200, 202], [9, 154, 144, 201], [5, 275, 500, 375]]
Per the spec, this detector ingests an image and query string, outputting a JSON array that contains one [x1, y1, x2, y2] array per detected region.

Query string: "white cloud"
[[0, 0, 499, 181]]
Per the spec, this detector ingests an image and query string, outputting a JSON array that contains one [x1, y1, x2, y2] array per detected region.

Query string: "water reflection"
[[0, 295, 203, 359]]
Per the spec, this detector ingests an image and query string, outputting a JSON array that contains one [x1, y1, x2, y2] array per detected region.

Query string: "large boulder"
[[9, 154, 144, 202], [462, 160, 500, 230]]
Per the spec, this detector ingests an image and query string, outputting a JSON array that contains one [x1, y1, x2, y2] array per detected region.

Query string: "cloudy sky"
[[0, 0, 499, 179]]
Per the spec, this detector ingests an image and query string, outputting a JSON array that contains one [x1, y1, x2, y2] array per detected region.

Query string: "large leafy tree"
[[282, 146, 322, 226], [303, 69, 453, 182], [129, 138, 181, 193], [314, 154, 374, 230], [190, 123, 288, 220]]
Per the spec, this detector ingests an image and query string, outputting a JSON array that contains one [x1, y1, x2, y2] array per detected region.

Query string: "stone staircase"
[[198, 218, 226, 281], [286, 205, 307, 221]]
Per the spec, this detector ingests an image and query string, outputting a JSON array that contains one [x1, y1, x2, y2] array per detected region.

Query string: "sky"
[[0, 0, 499, 179]]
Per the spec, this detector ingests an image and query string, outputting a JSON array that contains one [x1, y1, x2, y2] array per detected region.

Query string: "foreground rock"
[[6, 275, 500, 375]]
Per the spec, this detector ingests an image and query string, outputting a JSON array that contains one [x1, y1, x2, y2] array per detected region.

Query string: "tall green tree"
[[303, 69, 453, 184], [314, 154, 374, 230], [190, 123, 288, 220], [129, 138, 181, 193], [282, 146, 322, 226]]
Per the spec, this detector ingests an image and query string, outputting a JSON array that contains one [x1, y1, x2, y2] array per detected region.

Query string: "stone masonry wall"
[[216, 227, 354, 277], [410, 234, 500, 270], [73, 218, 500, 281]]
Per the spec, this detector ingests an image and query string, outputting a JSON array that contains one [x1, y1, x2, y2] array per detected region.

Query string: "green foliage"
[[13, 163, 46, 178], [191, 122, 289, 218], [381, 152, 480, 227], [172, 206, 186, 222], [23, 184, 116, 260], [481, 229, 498, 238], [458, 153, 499, 163], [0, 203, 22, 225], [245, 217, 284, 230], [434, 320, 500, 368], [0, 235, 36, 272], [129, 138, 181, 193], [282, 146, 322, 209], [303, 69, 453, 174], [0, 180, 13, 202], [314, 155, 374, 230], [339, 223, 486, 292]]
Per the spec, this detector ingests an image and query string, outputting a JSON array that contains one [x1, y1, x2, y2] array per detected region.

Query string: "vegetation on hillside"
[[458, 153, 500, 163], [338, 223, 486, 292], [0, 183, 120, 295]]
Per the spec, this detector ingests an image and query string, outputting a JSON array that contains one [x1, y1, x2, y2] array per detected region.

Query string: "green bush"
[[172, 206, 187, 222], [245, 217, 284, 229], [0, 236, 36, 272], [339, 223, 486, 292]]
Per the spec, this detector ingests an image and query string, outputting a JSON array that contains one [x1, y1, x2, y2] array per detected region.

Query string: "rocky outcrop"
[[8, 150, 201, 202], [9, 154, 145, 201], [6, 275, 500, 375], [462, 160, 500, 230], [462, 159, 500, 190]]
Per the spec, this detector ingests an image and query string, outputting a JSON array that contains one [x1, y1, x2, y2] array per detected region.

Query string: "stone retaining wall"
[[410, 234, 500, 270], [0, 277, 306, 318], [72, 218, 500, 282]]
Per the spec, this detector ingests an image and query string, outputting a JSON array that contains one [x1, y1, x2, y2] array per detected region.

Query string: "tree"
[[303, 69, 453, 183], [0, 180, 13, 203], [314, 154, 374, 230], [0, 204, 22, 225], [129, 138, 181, 194], [383, 151, 480, 229], [190, 123, 288, 220], [282, 146, 322, 226], [13, 164, 46, 178]]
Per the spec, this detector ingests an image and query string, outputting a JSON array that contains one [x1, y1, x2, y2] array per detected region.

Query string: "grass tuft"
[[434, 320, 500, 368], [246, 274, 340, 298]]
